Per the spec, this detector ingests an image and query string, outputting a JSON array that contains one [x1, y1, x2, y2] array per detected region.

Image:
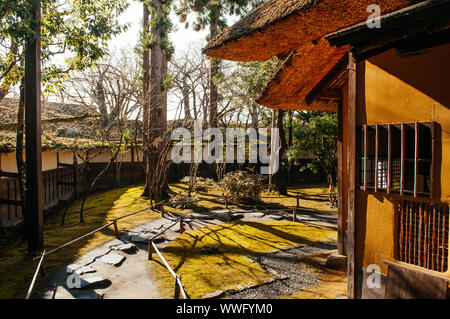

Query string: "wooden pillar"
[[347, 51, 357, 299], [337, 98, 345, 255], [24, 0, 43, 253]]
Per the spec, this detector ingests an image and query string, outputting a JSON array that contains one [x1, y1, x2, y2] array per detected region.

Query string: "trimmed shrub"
[[219, 171, 264, 203]]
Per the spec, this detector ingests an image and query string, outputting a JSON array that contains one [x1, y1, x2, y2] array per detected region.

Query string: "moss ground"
[[148, 221, 336, 299], [0, 181, 333, 299]]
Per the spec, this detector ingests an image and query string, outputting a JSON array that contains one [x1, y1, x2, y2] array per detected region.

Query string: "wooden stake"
[[293, 207, 297, 222], [113, 220, 120, 238], [228, 211, 232, 223], [160, 204, 165, 217], [174, 276, 180, 299], [148, 240, 153, 261], [180, 216, 185, 234]]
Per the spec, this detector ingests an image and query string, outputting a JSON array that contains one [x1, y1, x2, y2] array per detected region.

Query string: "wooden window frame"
[[358, 122, 435, 198]]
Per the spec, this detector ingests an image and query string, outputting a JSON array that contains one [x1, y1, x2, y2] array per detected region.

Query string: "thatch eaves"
[[203, 0, 420, 62], [256, 38, 348, 110]]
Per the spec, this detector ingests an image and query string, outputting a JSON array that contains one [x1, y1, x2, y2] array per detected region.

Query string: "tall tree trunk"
[[142, 2, 151, 198], [273, 109, 287, 195], [145, 0, 169, 203], [208, 6, 220, 128], [182, 74, 192, 120], [16, 80, 26, 238]]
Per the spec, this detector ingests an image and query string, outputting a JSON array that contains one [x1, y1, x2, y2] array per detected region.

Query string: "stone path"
[[41, 207, 337, 299]]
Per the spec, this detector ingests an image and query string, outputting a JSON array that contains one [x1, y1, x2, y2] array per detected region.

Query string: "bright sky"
[[109, 1, 210, 120]]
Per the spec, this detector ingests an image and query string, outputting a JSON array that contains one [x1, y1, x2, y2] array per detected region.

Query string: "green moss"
[[149, 221, 336, 299], [0, 181, 334, 299]]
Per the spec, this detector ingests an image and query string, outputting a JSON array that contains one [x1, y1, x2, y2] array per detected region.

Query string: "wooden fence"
[[0, 162, 146, 227]]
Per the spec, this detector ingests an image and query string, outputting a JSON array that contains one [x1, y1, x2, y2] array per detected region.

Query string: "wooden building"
[[204, 0, 450, 298]]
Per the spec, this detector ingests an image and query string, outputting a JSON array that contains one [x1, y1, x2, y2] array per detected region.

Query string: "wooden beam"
[[305, 53, 348, 105], [24, 0, 43, 253], [347, 52, 357, 299], [318, 89, 342, 101]]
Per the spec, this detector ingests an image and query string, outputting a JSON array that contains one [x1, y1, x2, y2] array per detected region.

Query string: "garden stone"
[[130, 234, 149, 243], [66, 264, 96, 275], [78, 276, 111, 289], [248, 212, 265, 218], [202, 290, 224, 299], [98, 253, 126, 266], [325, 252, 347, 270], [111, 243, 138, 254]]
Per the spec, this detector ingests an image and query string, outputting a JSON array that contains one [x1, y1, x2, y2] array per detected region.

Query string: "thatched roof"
[[256, 39, 348, 110], [203, 0, 419, 61]]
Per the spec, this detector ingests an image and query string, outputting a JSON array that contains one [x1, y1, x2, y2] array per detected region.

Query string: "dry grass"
[[148, 221, 336, 299], [0, 181, 334, 299]]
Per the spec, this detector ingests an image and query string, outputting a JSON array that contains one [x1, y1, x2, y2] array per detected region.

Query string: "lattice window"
[[358, 122, 435, 198], [398, 200, 449, 272]]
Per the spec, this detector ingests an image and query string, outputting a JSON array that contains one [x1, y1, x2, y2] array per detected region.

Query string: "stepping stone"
[[77, 294, 103, 299], [248, 212, 265, 218], [78, 276, 111, 289], [130, 234, 149, 243], [53, 286, 76, 299], [66, 264, 96, 275], [151, 236, 166, 244], [231, 214, 244, 220], [326, 252, 347, 270], [267, 214, 285, 220], [202, 290, 224, 299], [189, 213, 215, 220], [111, 243, 138, 254], [98, 253, 126, 266]]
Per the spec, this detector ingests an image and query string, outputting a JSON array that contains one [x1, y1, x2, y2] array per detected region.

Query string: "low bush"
[[219, 171, 264, 203]]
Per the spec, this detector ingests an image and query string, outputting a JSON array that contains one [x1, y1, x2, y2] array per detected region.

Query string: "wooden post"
[[160, 204, 165, 217], [296, 195, 299, 208], [24, 0, 43, 253], [179, 216, 185, 234], [148, 240, 153, 260], [347, 51, 357, 299], [228, 210, 232, 223], [337, 98, 344, 255], [113, 221, 120, 238], [223, 194, 229, 209], [174, 276, 180, 299], [293, 207, 297, 222]]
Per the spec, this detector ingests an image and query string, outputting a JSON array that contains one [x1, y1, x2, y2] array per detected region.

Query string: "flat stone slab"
[[53, 286, 76, 299], [130, 234, 149, 243], [111, 243, 138, 254], [66, 264, 96, 275], [98, 253, 126, 266], [326, 252, 347, 270], [266, 214, 285, 220], [247, 212, 265, 218], [203, 290, 224, 299], [78, 276, 111, 289], [188, 213, 215, 220]]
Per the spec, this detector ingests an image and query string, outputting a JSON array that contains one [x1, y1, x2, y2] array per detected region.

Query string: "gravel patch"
[[226, 241, 337, 299]]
